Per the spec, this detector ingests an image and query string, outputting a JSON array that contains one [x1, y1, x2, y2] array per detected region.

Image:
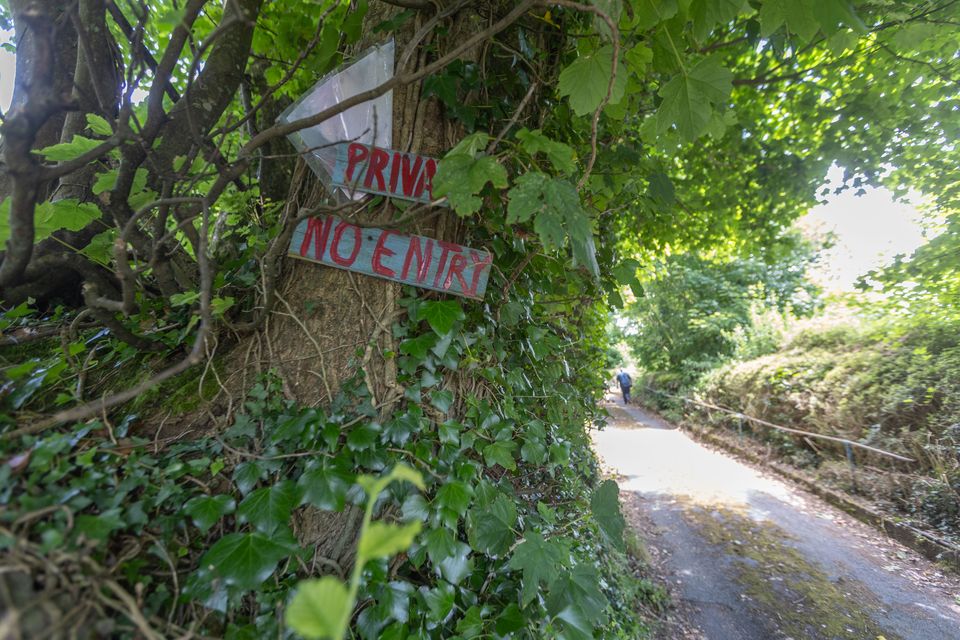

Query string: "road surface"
[[593, 395, 960, 640]]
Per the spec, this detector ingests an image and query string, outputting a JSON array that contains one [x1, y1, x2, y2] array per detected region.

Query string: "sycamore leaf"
[[358, 521, 422, 562], [39, 135, 102, 162], [655, 56, 733, 140], [4, 199, 105, 247], [432, 154, 507, 215], [759, 0, 819, 41], [80, 229, 116, 265], [507, 172, 594, 274], [632, 0, 678, 29], [624, 43, 653, 76], [86, 113, 113, 137], [557, 45, 626, 116], [198, 532, 294, 591], [448, 132, 490, 156], [516, 128, 577, 175], [591, 480, 626, 551], [286, 576, 351, 640], [688, 0, 747, 41], [508, 532, 569, 606]]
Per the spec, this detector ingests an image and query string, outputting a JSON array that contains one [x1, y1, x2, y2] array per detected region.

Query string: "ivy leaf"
[[430, 389, 454, 413], [546, 564, 610, 635], [435, 480, 473, 526], [299, 464, 351, 511], [422, 583, 456, 622], [198, 532, 294, 591], [467, 493, 518, 556], [74, 510, 124, 542], [508, 532, 569, 606], [515, 128, 577, 175], [591, 480, 626, 551], [237, 480, 301, 535], [399, 333, 437, 360], [432, 154, 507, 216], [358, 521, 422, 562], [557, 45, 625, 116], [38, 135, 102, 161], [421, 300, 464, 335], [482, 440, 517, 471], [286, 576, 350, 640], [495, 604, 526, 635], [424, 528, 473, 585], [233, 460, 264, 495], [184, 495, 236, 532], [654, 56, 733, 140]]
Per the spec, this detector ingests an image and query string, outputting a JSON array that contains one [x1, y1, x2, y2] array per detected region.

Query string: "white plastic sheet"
[[278, 40, 394, 197]]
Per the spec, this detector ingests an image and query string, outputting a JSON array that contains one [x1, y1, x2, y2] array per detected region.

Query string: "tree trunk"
[[259, 3, 483, 570]]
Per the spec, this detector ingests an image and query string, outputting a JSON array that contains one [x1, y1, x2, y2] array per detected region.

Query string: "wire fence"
[[643, 386, 916, 464]]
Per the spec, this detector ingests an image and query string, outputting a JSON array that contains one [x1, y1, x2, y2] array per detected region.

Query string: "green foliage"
[[619, 236, 820, 382], [557, 45, 625, 116], [698, 312, 960, 539], [653, 56, 732, 141], [5, 0, 960, 638]]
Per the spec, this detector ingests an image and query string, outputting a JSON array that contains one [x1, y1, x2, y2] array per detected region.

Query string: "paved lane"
[[594, 396, 960, 640]]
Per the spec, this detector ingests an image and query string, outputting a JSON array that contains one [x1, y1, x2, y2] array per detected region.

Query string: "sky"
[[798, 165, 930, 293], [0, 31, 931, 293]]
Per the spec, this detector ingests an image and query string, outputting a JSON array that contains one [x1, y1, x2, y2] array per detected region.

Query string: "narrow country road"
[[593, 394, 960, 640]]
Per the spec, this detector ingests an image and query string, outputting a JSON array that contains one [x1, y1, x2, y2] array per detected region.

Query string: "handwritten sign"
[[289, 215, 492, 299], [330, 142, 443, 205]]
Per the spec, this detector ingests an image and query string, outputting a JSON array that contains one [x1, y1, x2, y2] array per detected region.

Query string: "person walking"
[[615, 369, 632, 405]]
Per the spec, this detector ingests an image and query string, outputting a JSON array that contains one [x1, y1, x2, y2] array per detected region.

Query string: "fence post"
[[844, 441, 858, 491]]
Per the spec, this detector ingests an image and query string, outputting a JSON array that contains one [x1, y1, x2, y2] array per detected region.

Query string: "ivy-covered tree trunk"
[[258, 3, 486, 571]]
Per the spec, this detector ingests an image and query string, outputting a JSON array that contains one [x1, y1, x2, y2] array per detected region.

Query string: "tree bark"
[[260, 2, 485, 570]]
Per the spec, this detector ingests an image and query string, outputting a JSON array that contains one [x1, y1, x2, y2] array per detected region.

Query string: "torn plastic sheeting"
[[278, 39, 394, 198]]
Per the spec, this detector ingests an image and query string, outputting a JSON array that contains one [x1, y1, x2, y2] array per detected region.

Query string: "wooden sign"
[[289, 215, 492, 299], [330, 142, 443, 205]]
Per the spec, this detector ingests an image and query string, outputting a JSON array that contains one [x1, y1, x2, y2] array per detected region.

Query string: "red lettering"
[[345, 143, 368, 184], [433, 241, 461, 287], [465, 250, 493, 297], [401, 236, 432, 283], [364, 148, 390, 191], [372, 230, 398, 277], [330, 221, 362, 267], [388, 152, 402, 194], [401, 155, 424, 197], [424, 159, 438, 200], [443, 253, 469, 291], [299, 216, 334, 260]]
